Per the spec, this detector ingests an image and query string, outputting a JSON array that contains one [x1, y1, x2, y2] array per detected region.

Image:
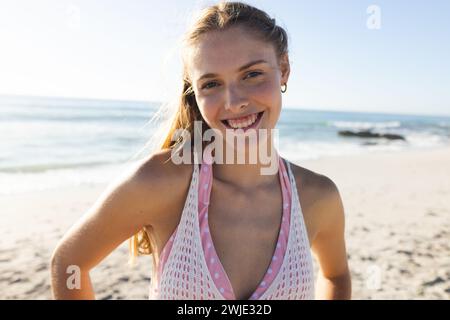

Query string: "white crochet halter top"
[[149, 160, 315, 300]]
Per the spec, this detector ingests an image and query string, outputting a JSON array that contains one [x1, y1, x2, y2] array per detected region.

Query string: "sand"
[[1, 146, 449, 299]]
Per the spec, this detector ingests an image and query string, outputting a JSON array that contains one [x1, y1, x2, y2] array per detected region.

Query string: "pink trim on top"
[[156, 154, 292, 300]]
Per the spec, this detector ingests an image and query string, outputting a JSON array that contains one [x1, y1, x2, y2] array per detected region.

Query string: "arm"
[[50, 155, 167, 299], [310, 177, 351, 300]]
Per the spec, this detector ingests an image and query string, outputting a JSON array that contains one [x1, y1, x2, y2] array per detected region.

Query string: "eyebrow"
[[197, 59, 268, 82]]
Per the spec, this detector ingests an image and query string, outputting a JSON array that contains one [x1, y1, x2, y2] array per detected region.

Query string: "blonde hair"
[[129, 1, 289, 264]]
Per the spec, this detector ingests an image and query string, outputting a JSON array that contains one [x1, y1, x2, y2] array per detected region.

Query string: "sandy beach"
[[1, 146, 449, 300]]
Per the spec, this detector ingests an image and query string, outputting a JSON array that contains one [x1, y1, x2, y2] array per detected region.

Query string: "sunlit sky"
[[1, 0, 449, 116]]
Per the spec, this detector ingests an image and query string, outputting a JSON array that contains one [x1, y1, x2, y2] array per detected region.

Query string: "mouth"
[[220, 111, 265, 132]]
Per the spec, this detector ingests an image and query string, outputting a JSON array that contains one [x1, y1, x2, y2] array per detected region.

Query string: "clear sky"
[[0, 0, 449, 116]]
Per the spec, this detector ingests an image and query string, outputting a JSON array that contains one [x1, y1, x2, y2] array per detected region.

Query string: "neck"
[[207, 142, 280, 189]]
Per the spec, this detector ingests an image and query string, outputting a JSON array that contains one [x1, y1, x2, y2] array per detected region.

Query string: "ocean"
[[1, 95, 449, 195]]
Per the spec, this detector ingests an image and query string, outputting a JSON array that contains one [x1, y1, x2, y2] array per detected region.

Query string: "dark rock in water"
[[339, 130, 379, 138], [338, 130, 405, 140], [382, 133, 405, 140]]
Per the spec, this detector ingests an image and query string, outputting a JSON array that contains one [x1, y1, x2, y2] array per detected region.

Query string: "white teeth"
[[226, 113, 258, 129]]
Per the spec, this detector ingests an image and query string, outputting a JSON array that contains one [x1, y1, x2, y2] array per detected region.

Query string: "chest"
[[152, 172, 317, 300], [207, 181, 284, 299]]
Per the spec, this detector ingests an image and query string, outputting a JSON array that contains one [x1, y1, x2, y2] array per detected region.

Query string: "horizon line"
[[1, 93, 449, 119]]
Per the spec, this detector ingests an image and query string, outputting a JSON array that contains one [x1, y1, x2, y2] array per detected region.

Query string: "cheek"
[[196, 95, 222, 126], [249, 76, 280, 103], [250, 79, 282, 124]]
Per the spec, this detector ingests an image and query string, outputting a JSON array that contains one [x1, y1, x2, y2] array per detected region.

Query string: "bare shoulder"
[[133, 149, 194, 189], [288, 161, 340, 203], [287, 161, 345, 241], [50, 149, 195, 275], [113, 148, 195, 226]]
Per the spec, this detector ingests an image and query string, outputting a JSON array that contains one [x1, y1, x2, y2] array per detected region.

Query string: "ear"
[[279, 53, 290, 85]]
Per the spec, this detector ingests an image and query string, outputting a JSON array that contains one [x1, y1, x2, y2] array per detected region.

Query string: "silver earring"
[[281, 83, 287, 93]]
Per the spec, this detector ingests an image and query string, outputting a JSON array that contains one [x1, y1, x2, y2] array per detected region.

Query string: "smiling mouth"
[[221, 111, 264, 131]]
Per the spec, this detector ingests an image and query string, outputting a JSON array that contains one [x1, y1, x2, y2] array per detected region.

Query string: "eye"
[[201, 81, 219, 90], [244, 71, 263, 79]]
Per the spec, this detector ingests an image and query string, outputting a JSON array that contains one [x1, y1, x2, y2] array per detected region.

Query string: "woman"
[[51, 1, 351, 300]]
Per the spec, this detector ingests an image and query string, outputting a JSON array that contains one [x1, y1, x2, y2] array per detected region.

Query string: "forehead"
[[187, 26, 277, 80]]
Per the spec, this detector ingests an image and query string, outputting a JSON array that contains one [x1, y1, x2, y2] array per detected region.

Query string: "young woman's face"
[[187, 25, 290, 149]]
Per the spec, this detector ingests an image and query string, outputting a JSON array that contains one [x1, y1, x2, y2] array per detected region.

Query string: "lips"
[[221, 111, 264, 131]]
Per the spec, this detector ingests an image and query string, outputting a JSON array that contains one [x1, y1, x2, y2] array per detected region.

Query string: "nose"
[[224, 84, 249, 113]]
